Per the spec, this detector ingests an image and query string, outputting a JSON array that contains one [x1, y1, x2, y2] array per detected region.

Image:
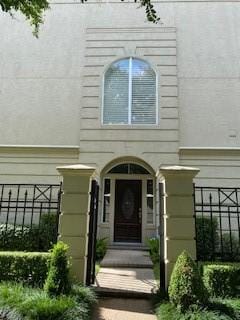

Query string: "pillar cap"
[[158, 165, 200, 177], [57, 164, 96, 176]]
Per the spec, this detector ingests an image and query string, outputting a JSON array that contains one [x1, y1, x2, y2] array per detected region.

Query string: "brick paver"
[[92, 298, 157, 320]]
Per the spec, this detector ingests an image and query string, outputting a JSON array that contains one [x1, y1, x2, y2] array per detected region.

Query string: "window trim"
[[101, 56, 158, 126]]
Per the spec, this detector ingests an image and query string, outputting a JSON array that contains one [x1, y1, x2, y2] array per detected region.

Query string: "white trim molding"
[[179, 147, 240, 157], [0, 145, 80, 157]]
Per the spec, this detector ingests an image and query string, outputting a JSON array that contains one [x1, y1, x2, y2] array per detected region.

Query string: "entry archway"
[[99, 158, 156, 245]]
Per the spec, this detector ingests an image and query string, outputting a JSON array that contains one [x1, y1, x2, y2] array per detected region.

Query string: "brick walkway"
[[92, 298, 157, 320], [95, 249, 157, 297]]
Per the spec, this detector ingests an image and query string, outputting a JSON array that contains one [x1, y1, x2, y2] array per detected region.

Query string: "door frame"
[[101, 173, 156, 245]]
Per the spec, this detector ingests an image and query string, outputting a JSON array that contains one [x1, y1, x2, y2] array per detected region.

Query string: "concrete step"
[[93, 286, 154, 299], [100, 249, 153, 268], [94, 267, 157, 299], [108, 245, 149, 251]]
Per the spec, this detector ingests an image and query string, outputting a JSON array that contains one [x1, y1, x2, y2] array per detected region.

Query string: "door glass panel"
[[147, 179, 154, 224], [121, 188, 134, 220], [108, 163, 150, 174], [103, 179, 110, 223]]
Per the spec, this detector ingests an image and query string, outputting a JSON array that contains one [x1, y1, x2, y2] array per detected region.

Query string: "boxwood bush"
[[168, 250, 208, 311], [44, 241, 71, 296], [203, 264, 240, 297], [0, 251, 50, 287]]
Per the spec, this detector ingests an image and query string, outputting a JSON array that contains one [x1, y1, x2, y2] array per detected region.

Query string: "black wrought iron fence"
[[86, 180, 99, 286], [0, 183, 62, 252], [194, 186, 240, 262]]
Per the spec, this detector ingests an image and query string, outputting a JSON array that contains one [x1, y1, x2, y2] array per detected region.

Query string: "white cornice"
[[0, 145, 80, 155], [179, 147, 240, 156]]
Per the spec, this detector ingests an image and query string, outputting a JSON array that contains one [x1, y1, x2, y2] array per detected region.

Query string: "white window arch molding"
[[102, 57, 158, 125]]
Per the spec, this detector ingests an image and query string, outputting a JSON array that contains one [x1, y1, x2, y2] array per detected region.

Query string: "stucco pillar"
[[57, 164, 96, 283], [158, 165, 200, 289]]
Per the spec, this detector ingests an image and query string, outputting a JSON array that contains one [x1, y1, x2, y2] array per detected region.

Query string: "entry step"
[[93, 286, 154, 299], [108, 244, 149, 251], [100, 249, 153, 268]]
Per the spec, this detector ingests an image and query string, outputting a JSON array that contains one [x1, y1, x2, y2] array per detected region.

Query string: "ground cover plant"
[[156, 299, 240, 320], [0, 282, 96, 320], [146, 237, 160, 282], [0, 241, 96, 320]]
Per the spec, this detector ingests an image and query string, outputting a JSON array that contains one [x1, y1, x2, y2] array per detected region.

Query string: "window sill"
[[100, 124, 160, 130]]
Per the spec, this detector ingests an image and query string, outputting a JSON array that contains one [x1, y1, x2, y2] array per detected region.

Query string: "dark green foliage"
[[44, 241, 71, 297], [96, 238, 108, 261], [196, 217, 219, 261], [221, 233, 240, 261], [146, 237, 159, 263], [168, 251, 208, 311], [0, 213, 58, 252], [0, 224, 39, 251], [0, 0, 49, 36], [0, 251, 50, 287], [134, 0, 160, 23], [0, 0, 160, 37], [203, 264, 240, 298], [38, 214, 59, 251], [156, 301, 237, 320], [71, 284, 96, 306], [0, 282, 95, 320]]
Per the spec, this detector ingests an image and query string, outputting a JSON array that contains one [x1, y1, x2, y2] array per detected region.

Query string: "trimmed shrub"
[[203, 264, 240, 297], [38, 213, 59, 251], [0, 213, 58, 252], [221, 233, 240, 261], [196, 217, 219, 261], [44, 241, 71, 296], [146, 237, 159, 263], [0, 224, 39, 251], [168, 250, 208, 311], [0, 251, 50, 287], [96, 238, 108, 261]]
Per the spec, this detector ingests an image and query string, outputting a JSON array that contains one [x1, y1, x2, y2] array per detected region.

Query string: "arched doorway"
[[100, 160, 156, 244]]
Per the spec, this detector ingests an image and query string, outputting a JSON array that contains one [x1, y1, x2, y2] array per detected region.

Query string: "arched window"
[[108, 163, 150, 174], [103, 57, 157, 125]]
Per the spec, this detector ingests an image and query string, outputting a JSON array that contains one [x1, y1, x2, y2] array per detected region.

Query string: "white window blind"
[[103, 59, 129, 124], [103, 57, 157, 125]]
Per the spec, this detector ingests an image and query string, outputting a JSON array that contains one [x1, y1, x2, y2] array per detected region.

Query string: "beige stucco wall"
[[0, 146, 79, 183], [1, 0, 240, 185]]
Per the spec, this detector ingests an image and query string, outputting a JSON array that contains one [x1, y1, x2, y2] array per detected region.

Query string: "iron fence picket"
[[86, 179, 99, 286], [0, 183, 62, 252], [194, 186, 240, 262]]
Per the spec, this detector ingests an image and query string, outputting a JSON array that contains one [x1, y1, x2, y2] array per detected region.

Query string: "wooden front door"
[[114, 180, 142, 243]]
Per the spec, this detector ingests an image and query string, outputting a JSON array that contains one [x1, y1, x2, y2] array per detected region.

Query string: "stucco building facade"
[[1, 0, 240, 244]]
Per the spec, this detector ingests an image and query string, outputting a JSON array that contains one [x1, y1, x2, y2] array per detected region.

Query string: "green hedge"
[[196, 217, 219, 261], [203, 264, 240, 297], [0, 213, 58, 252], [0, 251, 51, 287]]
